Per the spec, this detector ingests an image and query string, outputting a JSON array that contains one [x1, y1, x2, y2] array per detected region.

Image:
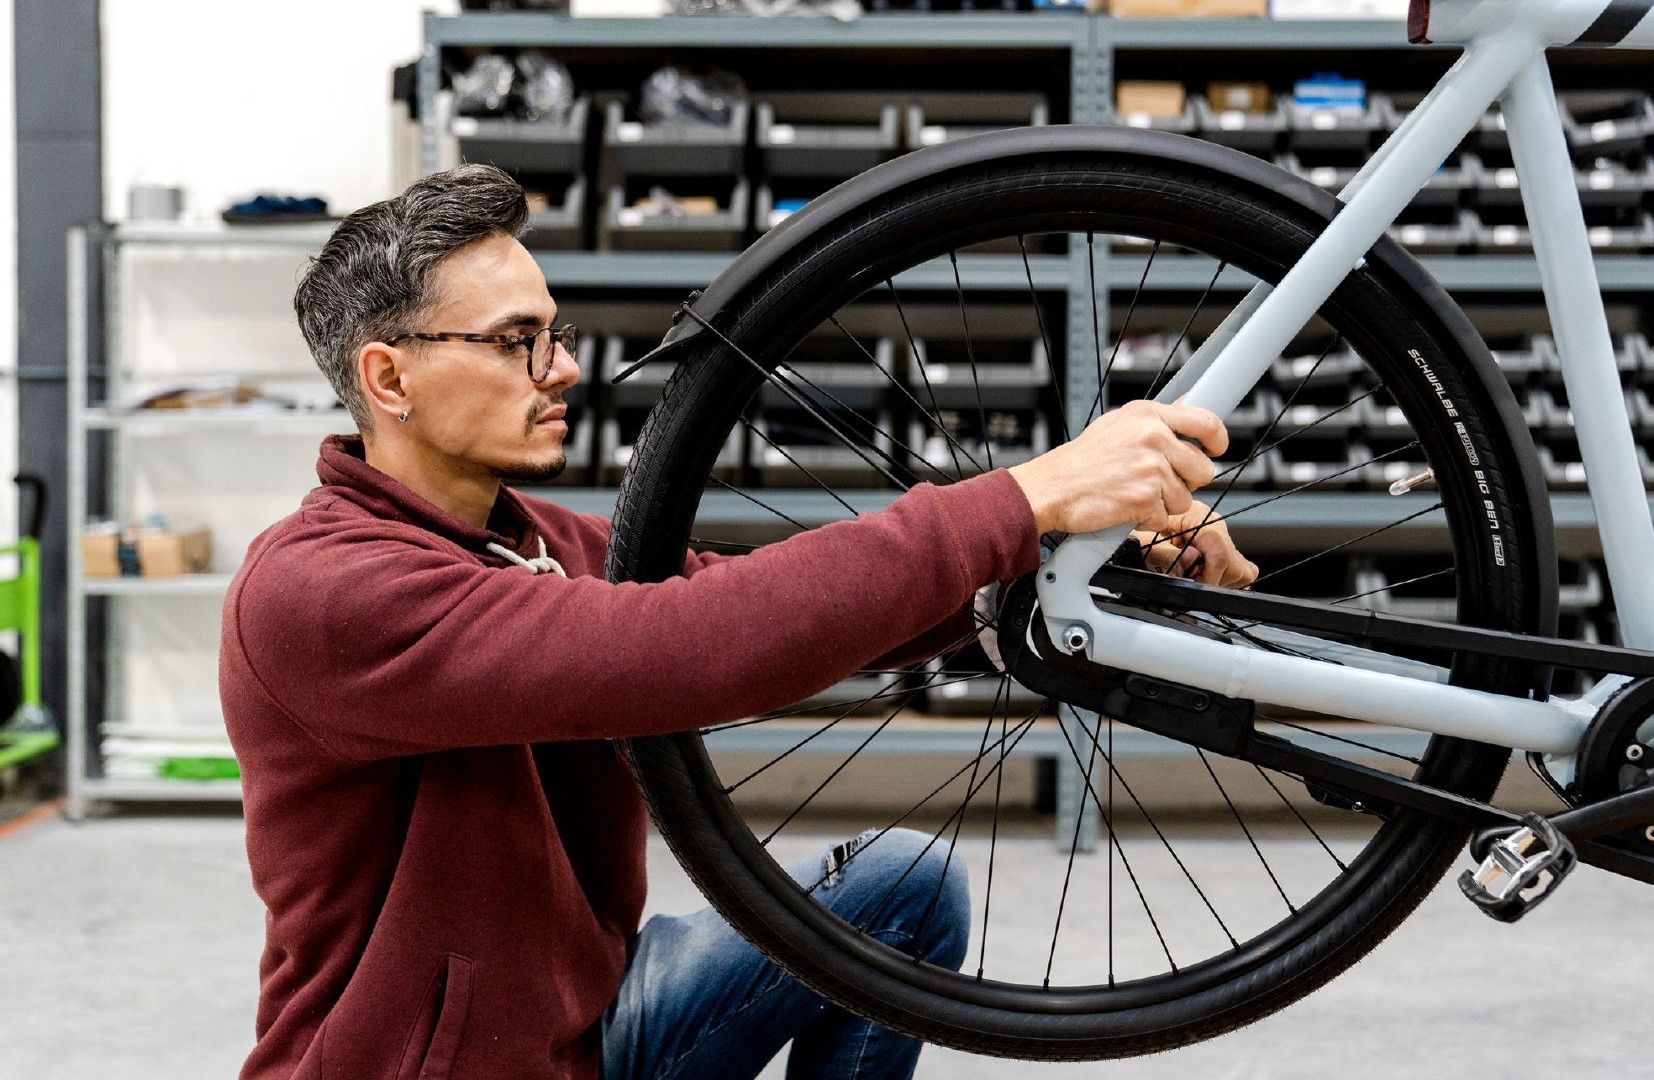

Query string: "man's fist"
[[1007, 399, 1229, 537]]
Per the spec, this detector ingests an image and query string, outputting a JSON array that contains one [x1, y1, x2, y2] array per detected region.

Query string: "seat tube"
[[1504, 54, 1654, 649]]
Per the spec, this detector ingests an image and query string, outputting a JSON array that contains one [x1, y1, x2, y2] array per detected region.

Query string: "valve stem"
[[1388, 468, 1435, 496]]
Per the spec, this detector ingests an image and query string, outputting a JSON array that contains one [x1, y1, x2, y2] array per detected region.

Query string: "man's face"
[[394, 233, 578, 483]]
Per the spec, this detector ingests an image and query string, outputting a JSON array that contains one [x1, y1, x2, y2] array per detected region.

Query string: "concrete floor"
[[2, 808, 1649, 1080]]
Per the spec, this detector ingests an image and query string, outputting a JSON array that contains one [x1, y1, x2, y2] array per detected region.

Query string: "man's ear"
[[359, 340, 411, 424]]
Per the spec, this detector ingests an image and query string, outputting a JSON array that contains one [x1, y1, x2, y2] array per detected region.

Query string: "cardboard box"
[[135, 528, 213, 577], [1104, 0, 1268, 16], [1116, 81, 1188, 120], [1208, 81, 1272, 114], [81, 533, 121, 578]]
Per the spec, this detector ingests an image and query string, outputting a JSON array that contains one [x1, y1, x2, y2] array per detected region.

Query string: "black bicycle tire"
[[608, 143, 1548, 1059]]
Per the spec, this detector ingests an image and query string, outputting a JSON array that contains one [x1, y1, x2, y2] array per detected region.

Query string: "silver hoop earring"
[[398, 409, 410, 423]]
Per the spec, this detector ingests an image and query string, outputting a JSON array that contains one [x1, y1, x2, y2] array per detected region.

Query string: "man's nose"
[[537, 343, 580, 389]]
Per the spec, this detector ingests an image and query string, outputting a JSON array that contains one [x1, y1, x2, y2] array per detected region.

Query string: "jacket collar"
[[314, 435, 538, 557]]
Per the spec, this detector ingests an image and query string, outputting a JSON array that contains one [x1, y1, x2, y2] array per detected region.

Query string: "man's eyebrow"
[[483, 311, 550, 333]]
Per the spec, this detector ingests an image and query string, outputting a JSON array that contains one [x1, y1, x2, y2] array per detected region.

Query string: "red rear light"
[[1408, 0, 1431, 44]]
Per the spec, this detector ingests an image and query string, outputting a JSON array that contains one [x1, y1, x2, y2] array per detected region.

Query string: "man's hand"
[[1007, 399, 1228, 537], [1129, 501, 1258, 587]]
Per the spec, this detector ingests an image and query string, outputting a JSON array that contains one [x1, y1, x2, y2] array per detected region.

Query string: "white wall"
[[98, 1, 456, 750], [102, 0, 454, 221]]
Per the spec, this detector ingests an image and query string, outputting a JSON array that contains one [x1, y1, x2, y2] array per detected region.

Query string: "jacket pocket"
[[398, 953, 475, 1080]]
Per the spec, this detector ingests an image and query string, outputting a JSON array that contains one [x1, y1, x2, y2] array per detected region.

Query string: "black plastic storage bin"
[[1562, 90, 1654, 161], [767, 332, 896, 391], [1111, 100, 1197, 136], [452, 97, 592, 175], [756, 92, 901, 178], [600, 409, 741, 485], [904, 336, 1051, 409], [752, 388, 896, 488], [1194, 98, 1287, 156], [600, 333, 678, 407], [1285, 100, 1384, 154], [521, 178, 586, 249], [602, 98, 748, 177], [1389, 206, 1477, 254], [904, 92, 1048, 149], [600, 178, 750, 252], [907, 407, 1050, 478]]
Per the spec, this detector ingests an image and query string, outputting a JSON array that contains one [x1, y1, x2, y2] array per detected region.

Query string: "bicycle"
[[605, 0, 1654, 1060]]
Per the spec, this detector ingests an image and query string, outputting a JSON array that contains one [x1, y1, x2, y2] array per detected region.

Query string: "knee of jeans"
[[871, 828, 971, 971]]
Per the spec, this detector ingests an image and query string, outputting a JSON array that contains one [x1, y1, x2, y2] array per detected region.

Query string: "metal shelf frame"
[[61, 15, 1654, 835]]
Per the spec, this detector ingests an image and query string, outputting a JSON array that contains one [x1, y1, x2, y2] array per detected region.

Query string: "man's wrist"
[[1006, 462, 1061, 534]]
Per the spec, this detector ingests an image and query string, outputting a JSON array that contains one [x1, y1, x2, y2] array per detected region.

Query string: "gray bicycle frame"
[[1036, 0, 1654, 758]]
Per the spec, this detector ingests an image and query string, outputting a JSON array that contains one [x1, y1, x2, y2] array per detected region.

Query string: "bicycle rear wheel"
[[608, 131, 1552, 1059]]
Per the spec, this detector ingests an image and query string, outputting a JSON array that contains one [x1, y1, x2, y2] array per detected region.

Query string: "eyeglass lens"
[[529, 325, 577, 381]]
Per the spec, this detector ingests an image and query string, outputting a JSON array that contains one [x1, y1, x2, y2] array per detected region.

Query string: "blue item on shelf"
[[1294, 73, 1367, 111], [221, 194, 332, 225]]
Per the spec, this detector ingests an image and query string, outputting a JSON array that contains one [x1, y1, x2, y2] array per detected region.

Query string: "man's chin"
[[491, 453, 567, 484]]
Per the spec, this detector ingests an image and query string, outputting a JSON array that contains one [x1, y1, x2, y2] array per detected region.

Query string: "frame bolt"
[[1645, 826, 1654, 844], [1628, 744, 1646, 763], [1061, 624, 1091, 655]]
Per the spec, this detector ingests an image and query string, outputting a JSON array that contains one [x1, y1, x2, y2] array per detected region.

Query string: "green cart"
[[0, 475, 55, 769]]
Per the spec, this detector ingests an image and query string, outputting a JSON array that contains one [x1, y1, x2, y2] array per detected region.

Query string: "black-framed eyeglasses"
[[386, 324, 579, 382]]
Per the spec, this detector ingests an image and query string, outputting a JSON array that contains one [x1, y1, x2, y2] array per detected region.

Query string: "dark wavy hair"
[[293, 163, 529, 429]]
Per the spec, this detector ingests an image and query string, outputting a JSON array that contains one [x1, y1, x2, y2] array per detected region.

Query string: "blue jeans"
[[601, 828, 970, 1080]]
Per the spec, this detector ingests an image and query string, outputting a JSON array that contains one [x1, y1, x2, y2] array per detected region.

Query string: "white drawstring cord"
[[485, 535, 567, 577]]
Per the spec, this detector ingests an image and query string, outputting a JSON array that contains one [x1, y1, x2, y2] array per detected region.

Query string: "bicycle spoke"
[[678, 305, 917, 489], [688, 536, 762, 552], [1196, 749, 1295, 914], [1133, 336, 1342, 576], [1107, 707, 1116, 985], [1069, 706, 1238, 948], [1262, 713, 1422, 766], [1019, 234, 1070, 444], [976, 675, 1013, 981], [948, 250, 993, 470], [722, 674, 914, 795], [1087, 231, 1104, 424], [1248, 502, 1445, 591], [775, 361, 955, 486], [726, 625, 988, 797], [1145, 259, 1228, 403], [888, 277, 965, 477], [910, 675, 1010, 957], [1143, 441, 1423, 549], [1254, 764, 1348, 871], [700, 673, 994, 733], [828, 315, 984, 475], [741, 416, 863, 516], [1086, 237, 1159, 422], [1050, 707, 1178, 975], [803, 705, 1047, 897], [1046, 710, 1105, 987], [1333, 566, 1457, 607], [707, 477, 810, 531]]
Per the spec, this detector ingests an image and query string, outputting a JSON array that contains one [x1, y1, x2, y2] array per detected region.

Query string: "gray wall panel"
[[15, 0, 100, 750]]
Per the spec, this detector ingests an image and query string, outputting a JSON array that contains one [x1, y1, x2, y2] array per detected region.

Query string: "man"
[[220, 164, 1256, 1080]]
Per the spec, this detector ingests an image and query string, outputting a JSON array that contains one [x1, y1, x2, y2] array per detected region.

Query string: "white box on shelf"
[[1270, 0, 1407, 17]]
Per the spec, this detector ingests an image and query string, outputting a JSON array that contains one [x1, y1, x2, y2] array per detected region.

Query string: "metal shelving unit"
[[62, 15, 1654, 837], [64, 222, 345, 819]]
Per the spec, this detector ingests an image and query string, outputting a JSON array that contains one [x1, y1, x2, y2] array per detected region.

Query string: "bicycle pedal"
[[1457, 813, 1577, 924]]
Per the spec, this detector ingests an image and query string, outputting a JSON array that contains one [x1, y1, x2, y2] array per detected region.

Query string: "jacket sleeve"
[[230, 468, 1039, 761]]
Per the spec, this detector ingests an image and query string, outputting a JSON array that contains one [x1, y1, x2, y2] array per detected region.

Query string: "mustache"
[[529, 391, 568, 416]]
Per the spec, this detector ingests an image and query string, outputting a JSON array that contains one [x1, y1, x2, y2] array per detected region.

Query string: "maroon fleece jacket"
[[220, 434, 1040, 1080]]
